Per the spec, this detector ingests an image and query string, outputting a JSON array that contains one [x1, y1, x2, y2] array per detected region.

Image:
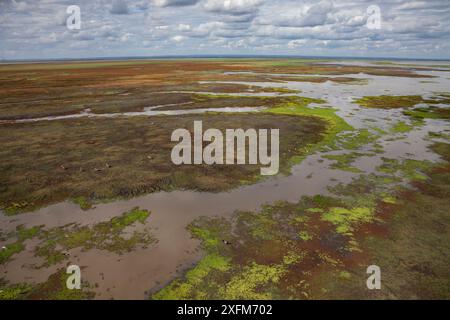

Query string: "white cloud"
[[171, 35, 185, 42], [177, 23, 192, 31], [287, 39, 307, 49], [204, 0, 263, 15]]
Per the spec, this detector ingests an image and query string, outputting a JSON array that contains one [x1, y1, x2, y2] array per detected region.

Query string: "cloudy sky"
[[1, 0, 449, 60]]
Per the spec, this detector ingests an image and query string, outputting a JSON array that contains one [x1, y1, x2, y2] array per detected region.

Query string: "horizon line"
[[2, 54, 450, 64]]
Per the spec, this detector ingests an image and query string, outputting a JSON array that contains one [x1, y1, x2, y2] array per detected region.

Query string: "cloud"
[[153, 0, 199, 7], [259, 1, 333, 28], [11, 0, 29, 12], [110, 0, 129, 14], [287, 39, 306, 49], [177, 24, 192, 31], [204, 0, 263, 15], [171, 35, 185, 42]]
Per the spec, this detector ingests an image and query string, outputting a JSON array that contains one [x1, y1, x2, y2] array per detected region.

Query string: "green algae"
[[403, 106, 450, 120], [355, 95, 426, 109], [3, 201, 35, 216], [354, 95, 450, 121], [153, 253, 230, 300], [0, 242, 24, 264], [152, 142, 450, 299], [268, 97, 354, 160], [72, 196, 93, 210], [262, 87, 301, 94], [328, 174, 390, 199], [390, 121, 414, 133], [219, 262, 286, 300], [428, 131, 450, 141], [430, 141, 450, 161], [34, 207, 153, 267], [298, 230, 313, 241], [0, 225, 42, 264], [322, 152, 369, 173], [315, 144, 450, 299], [336, 129, 379, 150], [381, 195, 397, 204], [321, 207, 374, 236], [0, 282, 32, 300], [35, 269, 95, 300], [0, 269, 95, 300], [153, 218, 231, 300], [376, 157, 432, 181], [151, 189, 380, 299]]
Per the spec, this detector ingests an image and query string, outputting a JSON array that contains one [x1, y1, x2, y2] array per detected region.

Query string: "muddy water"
[[1, 61, 449, 299], [0, 105, 268, 124]]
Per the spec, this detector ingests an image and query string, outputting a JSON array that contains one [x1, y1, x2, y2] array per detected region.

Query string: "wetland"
[[0, 58, 449, 299]]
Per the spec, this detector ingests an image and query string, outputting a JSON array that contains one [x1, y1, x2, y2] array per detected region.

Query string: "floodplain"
[[0, 58, 449, 299]]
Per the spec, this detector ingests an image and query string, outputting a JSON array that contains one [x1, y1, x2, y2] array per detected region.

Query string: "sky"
[[0, 0, 449, 60]]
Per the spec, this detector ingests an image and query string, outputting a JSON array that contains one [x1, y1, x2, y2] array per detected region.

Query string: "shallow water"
[[1, 61, 449, 299], [0, 105, 268, 124]]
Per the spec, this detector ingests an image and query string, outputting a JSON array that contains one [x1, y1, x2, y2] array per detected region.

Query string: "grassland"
[[0, 111, 330, 214]]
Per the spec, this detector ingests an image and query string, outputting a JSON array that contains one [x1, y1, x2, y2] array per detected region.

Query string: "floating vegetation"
[[376, 157, 432, 181], [34, 207, 154, 267], [0, 207, 154, 267], [403, 106, 450, 120], [72, 196, 93, 211], [354, 95, 427, 109], [390, 121, 414, 134], [322, 152, 370, 173], [0, 225, 42, 264], [354, 95, 450, 121], [0, 269, 94, 300]]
